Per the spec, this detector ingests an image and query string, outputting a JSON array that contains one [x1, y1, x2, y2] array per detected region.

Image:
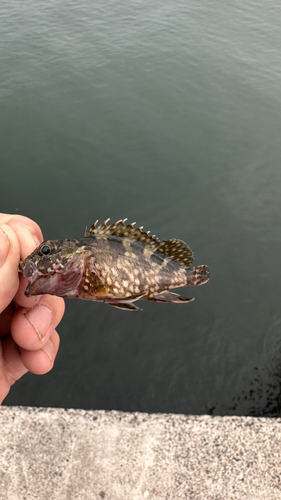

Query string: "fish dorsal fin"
[[84, 219, 160, 246], [84, 219, 194, 267], [154, 239, 194, 267]]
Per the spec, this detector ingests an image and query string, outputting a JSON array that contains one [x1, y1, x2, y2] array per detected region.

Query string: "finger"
[[0, 336, 28, 404], [0, 330, 60, 404], [20, 329, 60, 375], [0, 217, 42, 311], [0, 224, 20, 313], [0, 302, 15, 337], [11, 295, 65, 351], [0, 214, 43, 255], [4, 216, 44, 308]]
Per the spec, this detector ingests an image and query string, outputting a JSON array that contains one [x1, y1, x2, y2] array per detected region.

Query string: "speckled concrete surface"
[[0, 406, 281, 500]]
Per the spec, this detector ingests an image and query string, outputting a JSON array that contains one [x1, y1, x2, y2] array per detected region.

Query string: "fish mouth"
[[25, 275, 48, 296], [24, 270, 57, 297], [20, 259, 57, 297]]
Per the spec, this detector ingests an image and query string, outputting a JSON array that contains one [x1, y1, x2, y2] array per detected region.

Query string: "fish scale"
[[20, 219, 210, 311]]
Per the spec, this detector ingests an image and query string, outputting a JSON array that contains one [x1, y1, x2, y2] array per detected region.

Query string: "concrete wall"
[[0, 406, 281, 499]]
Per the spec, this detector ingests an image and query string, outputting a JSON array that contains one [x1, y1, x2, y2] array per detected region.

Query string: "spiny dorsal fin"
[[84, 219, 194, 267], [84, 218, 160, 246], [154, 239, 194, 267]]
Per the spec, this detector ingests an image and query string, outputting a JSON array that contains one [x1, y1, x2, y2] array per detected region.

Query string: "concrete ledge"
[[0, 406, 281, 499]]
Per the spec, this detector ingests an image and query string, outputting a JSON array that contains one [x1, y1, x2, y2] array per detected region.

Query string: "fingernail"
[[24, 304, 53, 341], [32, 235, 40, 247], [42, 339, 54, 362], [0, 225, 11, 268]]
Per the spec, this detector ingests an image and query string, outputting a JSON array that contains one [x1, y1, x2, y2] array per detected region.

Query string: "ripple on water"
[[263, 319, 281, 378]]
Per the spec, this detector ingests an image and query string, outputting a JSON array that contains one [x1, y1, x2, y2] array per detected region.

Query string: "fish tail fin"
[[186, 265, 210, 286]]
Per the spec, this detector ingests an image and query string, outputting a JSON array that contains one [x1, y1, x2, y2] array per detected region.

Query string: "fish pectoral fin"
[[150, 291, 195, 304], [108, 301, 142, 311]]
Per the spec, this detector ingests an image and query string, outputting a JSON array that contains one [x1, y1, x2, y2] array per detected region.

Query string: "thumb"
[[0, 224, 20, 313]]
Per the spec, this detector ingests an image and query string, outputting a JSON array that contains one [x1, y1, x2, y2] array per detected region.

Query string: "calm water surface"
[[1, 0, 281, 415]]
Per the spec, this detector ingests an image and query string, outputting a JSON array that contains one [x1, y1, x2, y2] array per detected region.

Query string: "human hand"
[[0, 214, 65, 404]]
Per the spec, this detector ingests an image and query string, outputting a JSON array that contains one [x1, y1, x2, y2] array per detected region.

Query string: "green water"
[[2, 0, 281, 415]]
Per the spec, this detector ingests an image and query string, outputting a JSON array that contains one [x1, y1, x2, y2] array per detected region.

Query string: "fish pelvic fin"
[[149, 291, 194, 303], [104, 292, 145, 311], [186, 265, 210, 286], [108, 302, 142, 311]]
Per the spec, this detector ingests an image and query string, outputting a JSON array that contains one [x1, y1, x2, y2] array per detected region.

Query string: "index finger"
[[0, 224, 20, 313], [0, 215, 44, 308], [0, 214, 43, 258]]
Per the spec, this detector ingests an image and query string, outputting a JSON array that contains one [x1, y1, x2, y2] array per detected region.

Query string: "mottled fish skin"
[[20, 219, 210, 311]]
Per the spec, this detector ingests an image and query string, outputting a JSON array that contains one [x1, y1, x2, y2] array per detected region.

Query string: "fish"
[[19, 219, 210, 311]]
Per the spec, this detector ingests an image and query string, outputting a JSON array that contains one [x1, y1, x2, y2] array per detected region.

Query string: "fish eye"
[[38, 241, 56, 256], [40, 245, 51, 255]]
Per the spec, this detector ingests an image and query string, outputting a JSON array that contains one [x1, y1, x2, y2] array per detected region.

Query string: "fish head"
[[20, 239, 87, 297]]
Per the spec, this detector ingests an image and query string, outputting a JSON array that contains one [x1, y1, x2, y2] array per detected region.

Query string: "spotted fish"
[[20, 219, 210, 311]]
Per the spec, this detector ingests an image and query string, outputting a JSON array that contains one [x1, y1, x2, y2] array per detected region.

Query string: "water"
[[1, 0, 281, 415]]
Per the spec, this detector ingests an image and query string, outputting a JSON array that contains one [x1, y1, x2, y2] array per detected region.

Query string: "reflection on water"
[[2, 0, 281, 415]]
